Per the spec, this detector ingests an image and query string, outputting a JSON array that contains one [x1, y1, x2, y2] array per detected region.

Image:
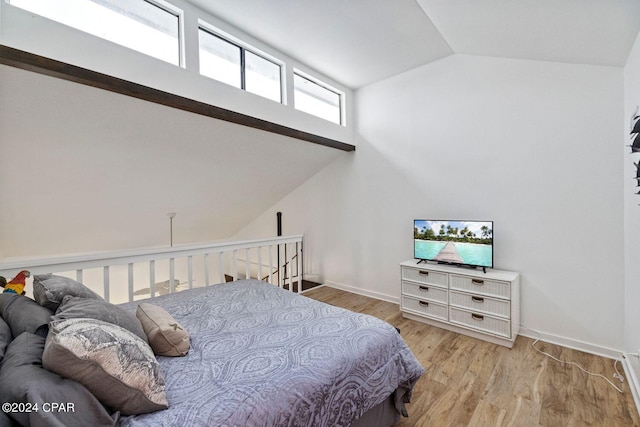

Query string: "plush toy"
[[0, 270, 30, 295]]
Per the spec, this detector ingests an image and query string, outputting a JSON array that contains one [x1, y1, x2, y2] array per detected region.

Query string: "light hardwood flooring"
[[303, 286, 640, 427]]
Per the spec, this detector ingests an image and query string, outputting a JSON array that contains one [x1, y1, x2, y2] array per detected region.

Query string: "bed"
[[0, 275, 424, 426]]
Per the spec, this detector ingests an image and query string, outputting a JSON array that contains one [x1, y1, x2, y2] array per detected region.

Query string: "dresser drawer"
[[450, 274, 510, 299], [449, 307, 511, 338], [401, 296, 448, 321], [401, 267, 448, 287], [449, 290, 510, 318], [402, 281, 448, 304]]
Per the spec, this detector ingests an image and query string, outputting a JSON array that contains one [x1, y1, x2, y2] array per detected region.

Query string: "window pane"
[[8, 0, 181, 66], [198, 29, 241, 89], [245, 51, 281, 103], [294, 74, 341, 124]]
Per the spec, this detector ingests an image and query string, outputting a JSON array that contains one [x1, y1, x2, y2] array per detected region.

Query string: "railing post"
[[297, 241, 303, 293], [204, 253, 210, 285], [245, 248, 250, 280], [128, 263, 134, 302], [103, 266, 110, 302], [150, 260, 156, 298], [268, 245, 273, 285], [257, 246, 263, 282], [169, 258, 175, 293], [232, 250, 238, 281], [287, 245, 293, 292]]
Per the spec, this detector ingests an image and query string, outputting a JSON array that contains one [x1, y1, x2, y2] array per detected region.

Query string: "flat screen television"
[[414, 219, 493, 269]]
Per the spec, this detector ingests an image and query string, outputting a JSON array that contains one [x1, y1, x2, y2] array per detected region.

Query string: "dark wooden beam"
[[0, 45, 356, 152]]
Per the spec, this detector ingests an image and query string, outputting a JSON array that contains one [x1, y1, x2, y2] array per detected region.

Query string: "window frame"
[[6, 0, 185, 67], [152, 0, 185, 67], [293, 69, 345, 126], [198, 23, 284, 104]]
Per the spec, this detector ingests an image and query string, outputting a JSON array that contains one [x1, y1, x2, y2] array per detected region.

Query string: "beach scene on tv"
[[414, 220, 493, 268]]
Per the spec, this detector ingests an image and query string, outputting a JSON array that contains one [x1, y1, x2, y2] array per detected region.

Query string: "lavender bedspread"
[[117, 280, 424, 427]]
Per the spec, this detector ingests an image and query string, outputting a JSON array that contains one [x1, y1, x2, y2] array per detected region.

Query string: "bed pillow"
[[53, 296, 148, 343], [0, 317, 11, 361], [0, 294, 53, 338], [0, 411, 15, 427], [33, 274, 103, 312], [0, 332, 117, 427], [136, 303, 190, 357], [43, 318, 168, 416]]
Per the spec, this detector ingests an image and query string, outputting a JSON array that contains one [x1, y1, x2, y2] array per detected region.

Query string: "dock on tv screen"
[[414, 220, 493, 268]]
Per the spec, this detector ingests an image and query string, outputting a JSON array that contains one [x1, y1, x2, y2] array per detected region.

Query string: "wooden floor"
[[303, 286, 640, 427]]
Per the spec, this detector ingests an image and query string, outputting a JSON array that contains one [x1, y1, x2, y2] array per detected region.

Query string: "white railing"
[[0, 235, 303, 304]]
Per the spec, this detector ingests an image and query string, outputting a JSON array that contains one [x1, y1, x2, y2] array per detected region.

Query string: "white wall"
[[236, 54, 626, 354], [624, 31, 640, 370], [0, 65, 343, 258]]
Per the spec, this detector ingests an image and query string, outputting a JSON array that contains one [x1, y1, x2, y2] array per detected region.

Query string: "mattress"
[[117, 279, 424, 426]]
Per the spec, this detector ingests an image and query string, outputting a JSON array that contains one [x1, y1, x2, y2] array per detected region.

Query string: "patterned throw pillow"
[[136, 303, 190, 357], [43, 318, 168, 416]]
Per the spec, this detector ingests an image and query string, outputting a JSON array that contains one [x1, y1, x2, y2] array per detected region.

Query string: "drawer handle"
[[418, 301, 429, 307], [471, 296, 484, 303], [418, 286, 429, 292], [471, 313, 484, 321], [472, 279, 484, 285], [418, 271, 429, 276]]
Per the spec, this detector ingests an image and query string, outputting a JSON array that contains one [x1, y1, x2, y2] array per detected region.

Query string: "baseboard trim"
[[299, 284, 327, 295], [517, 326, 623, 360], [622, 353, 640, 417], [324, 280, 399, 305]]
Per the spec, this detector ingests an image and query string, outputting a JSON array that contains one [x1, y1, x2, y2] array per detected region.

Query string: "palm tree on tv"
[[415, 226, 435, 240], [446, 225, 454, 237]]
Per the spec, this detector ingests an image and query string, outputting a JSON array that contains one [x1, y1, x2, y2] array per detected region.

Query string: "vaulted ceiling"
[[189, 0, 640, 89]]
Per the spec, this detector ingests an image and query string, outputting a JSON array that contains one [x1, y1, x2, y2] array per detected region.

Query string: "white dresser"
[[400, 260, 520, 348]]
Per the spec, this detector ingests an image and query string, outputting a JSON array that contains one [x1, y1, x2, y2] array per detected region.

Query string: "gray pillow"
[[43, 319, 168, 416], [0, 332, 117, 427], [33, 274, 103, 312], [0, 294, 52, 338], [53, 296, 148, 343], [0, 411, 15, 427], [0, 317, 11, 361]]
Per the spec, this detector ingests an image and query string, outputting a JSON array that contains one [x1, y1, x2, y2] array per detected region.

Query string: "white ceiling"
[[189, 0, 640, 89]]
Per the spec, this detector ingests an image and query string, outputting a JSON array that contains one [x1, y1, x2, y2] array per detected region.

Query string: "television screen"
[[414, 220, 493, 268]]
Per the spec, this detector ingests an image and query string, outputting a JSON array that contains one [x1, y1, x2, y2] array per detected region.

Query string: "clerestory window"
[[7, 0, 182, 66], [198, 26, 282, 103], [293, 71, 343, 125]]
